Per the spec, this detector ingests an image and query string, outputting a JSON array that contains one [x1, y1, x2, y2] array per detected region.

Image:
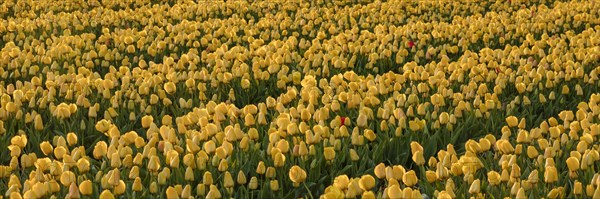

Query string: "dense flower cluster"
[[0, 0, 599, 198]]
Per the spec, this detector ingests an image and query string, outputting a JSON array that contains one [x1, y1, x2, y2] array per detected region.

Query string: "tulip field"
[[1, 0, 600, 198]]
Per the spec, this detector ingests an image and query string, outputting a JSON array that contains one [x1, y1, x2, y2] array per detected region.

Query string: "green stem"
[[303, 182, 315, 199]]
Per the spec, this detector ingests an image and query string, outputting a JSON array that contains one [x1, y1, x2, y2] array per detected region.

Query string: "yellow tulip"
[[357, 113, 368, 128], [99, 190, 115, 199], [206, 185, 221, 199], [544, 166, 558, 183], [487, 171, 501, 186], [132, 177, 142, 192], [203, 171, 213, 185], [362, 191, 376, 199], [387, 185, 402, 199], [468, 179, 480, 194], [425, 171, 437, 183], [412, 150, 425, 166], [79, 180, 92, 195], [141, 115, 153, 128], [516, 82, 526, 94], [506, 116, 519, 127], [374, 163, 386, 179], [166, 186, 180, 199], [333, 175, 350, 190], [566, 157, 580, 172], [223, 171, 234, 188], [249, 177, 258, 190], [40, 141, 53, 156], [164, 82, 176, 94], [270, 180, 280, 191], [402, 170, 418, 187], [324, 147, 335, 161], [34, 115, 44, 130], [573, 181, 583, 195], [359, 175, 375, 191], [289, 165, 307, 185], [237, 171, 247, 185]]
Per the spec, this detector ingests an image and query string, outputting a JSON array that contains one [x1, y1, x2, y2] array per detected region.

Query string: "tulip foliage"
[[0, 0, 600, 198]]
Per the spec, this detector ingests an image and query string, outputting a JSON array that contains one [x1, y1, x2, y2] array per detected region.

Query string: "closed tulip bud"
[[573, 181, 583, 195], [166, 186, 180, 199], [270, 180, 280, 191], [114, 180, 126, 195], [149, 181, 158, 193], [237, 171, 247, 185], [350, 149, 360, 161], [223, 171, 234, 188], [357, 113, 368, 128], [141, 115, 153, 128], [425, 171, 437, 183], [40, 141, 53, 156], [34, 115, 44, 130], [131, 177, 142, 192], [374, 163, 386, 179], [93, 141, 108, 159], [410, 142, 423, 154], [164, 82, 176, 94], [99, 190, 114, 199], [412, 150, 425, 166], [249, 177, 258, 190], [60, 171, 76, 186], [362, 191, 376, 199], [79, 180, 92, 195], [333, 175, 350, 190], [566, 157, 579, 172], [324, 147, 335, 161], [387, 185, 402, 199], [66, 133, 77, 146], [273, 153, 286, 167], [544, 166, 558, 183], [516, 83, 526, 94], [402, 170, 418, 187], [526, 146, 538, 159], [506, 116, 518, 127], [77, 158, 90, 173], [203, 171, 214, 185], [516, 188, 526, 199], [181, 184, 191, 198], [359, 175, 375, 191], [289, 165, 307, 185], [256, 161, 266, 175], [181, 166, 193, 181], [439, 112, 450, 124]]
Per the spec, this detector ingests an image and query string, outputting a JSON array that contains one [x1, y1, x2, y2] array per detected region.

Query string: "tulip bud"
[[402, 170, 418, 187], [79, 180, 92, 195], [99, 190, 114, 199], [359, 175, 375, 191]]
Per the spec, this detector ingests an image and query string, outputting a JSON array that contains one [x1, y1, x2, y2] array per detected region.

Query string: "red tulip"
[[340, 117, 346, 126], [408, 41, 415, 48]]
